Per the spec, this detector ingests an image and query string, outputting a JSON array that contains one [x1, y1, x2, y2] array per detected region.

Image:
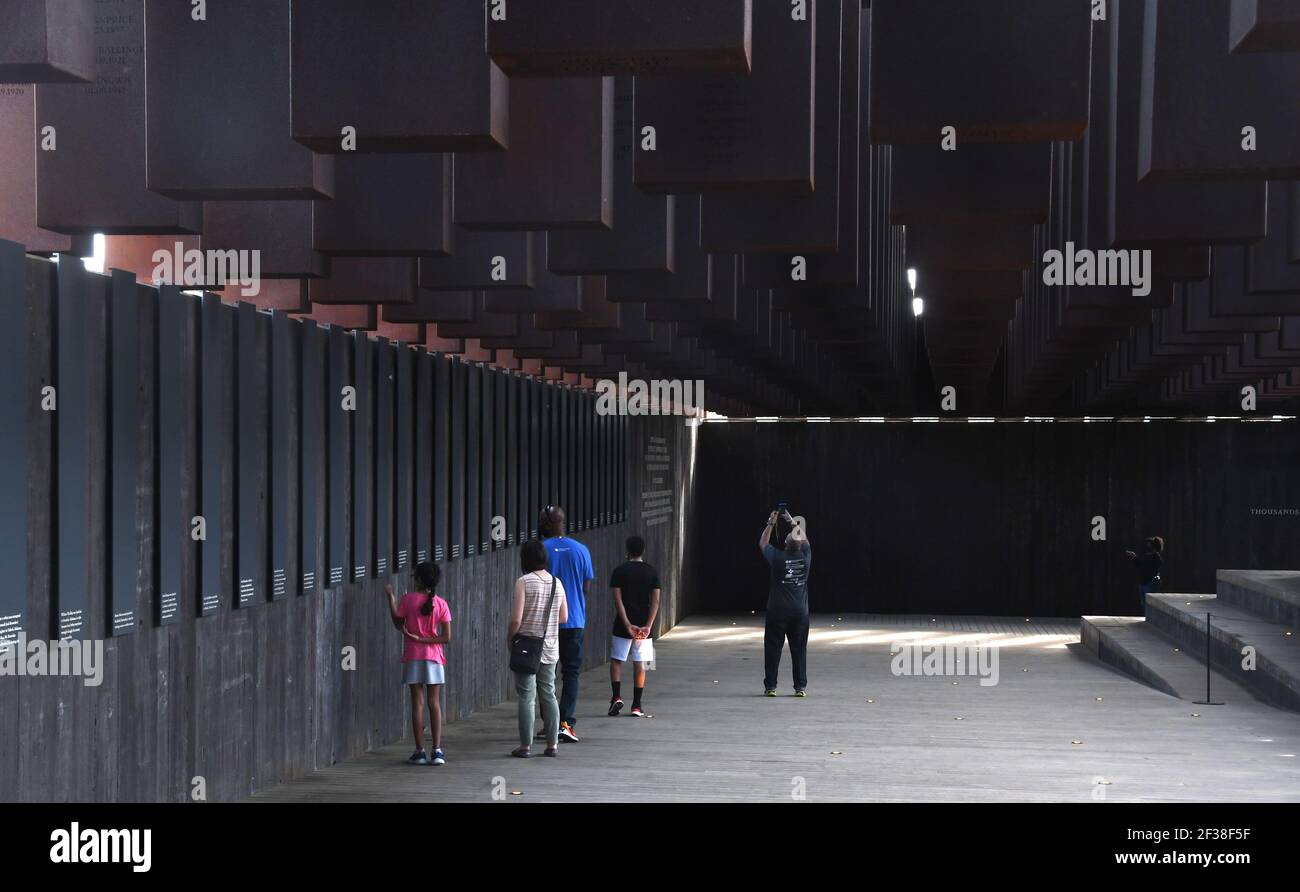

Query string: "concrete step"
[[1217, 569, 1300, 631], [1081, 615, 1254, 702], [1146, 594, 1300, 713]]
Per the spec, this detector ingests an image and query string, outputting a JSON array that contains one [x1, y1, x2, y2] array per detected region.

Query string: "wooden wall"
[[0, 251, 695, 802], [690, 419, 1300, 618]]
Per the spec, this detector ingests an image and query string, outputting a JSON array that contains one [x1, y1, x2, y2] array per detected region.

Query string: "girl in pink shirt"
[[384, 562, 453, 766]]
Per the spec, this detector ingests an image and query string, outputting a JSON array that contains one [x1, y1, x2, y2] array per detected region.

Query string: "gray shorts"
[[402, 660, 446, 686]]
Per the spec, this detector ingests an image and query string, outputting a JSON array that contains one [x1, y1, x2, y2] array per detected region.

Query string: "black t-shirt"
[[1134, 550, 1162, 584], [764, 543, 812, 612], [610, 560, 661, 636]]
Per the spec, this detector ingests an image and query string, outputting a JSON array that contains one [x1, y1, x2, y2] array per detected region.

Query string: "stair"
[[1082, 569, 1300, 713], [1217, 569, 1300, 631], [1080, 615, 1252, 701], [1146, 592, 1300, 713]]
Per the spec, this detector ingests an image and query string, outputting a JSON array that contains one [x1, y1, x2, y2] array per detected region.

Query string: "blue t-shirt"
[[544, 536, 594, 629]]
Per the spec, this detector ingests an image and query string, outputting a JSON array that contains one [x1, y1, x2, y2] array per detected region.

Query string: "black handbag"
[[510, 573, 557, 675]]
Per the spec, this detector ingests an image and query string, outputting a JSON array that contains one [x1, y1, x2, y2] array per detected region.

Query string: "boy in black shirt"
[[1124, 536, 1165, 611], [608, 536, 661, 717]]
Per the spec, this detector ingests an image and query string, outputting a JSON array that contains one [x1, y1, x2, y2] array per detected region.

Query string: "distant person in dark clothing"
[[607, 535, 661, 718], [1125, 536, 1165, 610], [759, 508, 812, 697]]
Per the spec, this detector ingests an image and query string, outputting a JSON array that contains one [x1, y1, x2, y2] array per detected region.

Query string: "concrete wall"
[[0, 255, 697, 802]]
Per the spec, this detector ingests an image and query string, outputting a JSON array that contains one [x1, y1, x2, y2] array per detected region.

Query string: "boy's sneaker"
[[630, 705, 645, 717], [764, 689, 777, 697], [794, 689, 807, 698], [408, 748, 429, 765], [432, 749, 446, 766], [559, 722, 580, 743], [608, 697, 624, 717]]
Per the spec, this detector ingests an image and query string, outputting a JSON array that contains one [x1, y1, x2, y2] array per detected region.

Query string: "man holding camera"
[[758, 506, 812, 697]]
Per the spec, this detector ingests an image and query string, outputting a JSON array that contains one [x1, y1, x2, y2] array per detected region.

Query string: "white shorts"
[[610, 635, 654, 663]]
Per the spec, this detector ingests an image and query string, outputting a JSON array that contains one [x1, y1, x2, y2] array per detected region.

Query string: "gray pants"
[[515, 661, 559, 748]]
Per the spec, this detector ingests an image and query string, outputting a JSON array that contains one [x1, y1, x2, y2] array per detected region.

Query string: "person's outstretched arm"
[[759, 511, 778, 550], [384, 583, 405, 630]]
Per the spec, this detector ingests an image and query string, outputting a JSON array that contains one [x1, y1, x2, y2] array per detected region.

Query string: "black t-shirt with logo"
[[764, 543, 812, 612], [610, 560, 661, 637]]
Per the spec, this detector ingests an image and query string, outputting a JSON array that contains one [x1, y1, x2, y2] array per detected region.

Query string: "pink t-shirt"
[[398, 593, 452, 664]]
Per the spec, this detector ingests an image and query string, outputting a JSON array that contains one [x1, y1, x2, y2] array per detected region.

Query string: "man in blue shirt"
[[541, 505, 594, 742]]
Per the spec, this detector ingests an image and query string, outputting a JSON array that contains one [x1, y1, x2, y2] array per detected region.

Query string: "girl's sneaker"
[[408, 748, 429, 765], [630, 704, 645, 717], [608, 697, 624, 716], [432, 749, 446, 766]]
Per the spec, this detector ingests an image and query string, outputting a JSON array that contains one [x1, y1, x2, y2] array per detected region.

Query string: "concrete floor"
[[252, 614, 1300, 802]]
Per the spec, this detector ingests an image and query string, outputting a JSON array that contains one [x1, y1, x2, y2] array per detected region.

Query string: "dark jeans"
[[558, 627, 585, 726], [1138, 579, 1159, 612], [763, 609, 809, 691]]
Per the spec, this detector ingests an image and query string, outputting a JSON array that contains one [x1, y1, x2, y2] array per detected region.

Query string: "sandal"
[[511, 747, 531, 758]]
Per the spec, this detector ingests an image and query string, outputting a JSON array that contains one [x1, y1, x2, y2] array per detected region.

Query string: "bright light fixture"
[[912, 297, 924, 317], [906, 268, 917, 291]]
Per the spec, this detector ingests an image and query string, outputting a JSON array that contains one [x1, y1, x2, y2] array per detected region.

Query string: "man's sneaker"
[[559, 722, 580, 743], [794, 689, 807, 698], [608, 697, 624, 717], [408, 748, 429, 765], [630, 705, 645, 717], [432, 749, 446, 766], [764, 690, 777, 697]]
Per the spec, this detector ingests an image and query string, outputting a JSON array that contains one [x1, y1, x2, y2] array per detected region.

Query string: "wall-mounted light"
[[906, 267, 917, 291], [912, 297, 924, 317]]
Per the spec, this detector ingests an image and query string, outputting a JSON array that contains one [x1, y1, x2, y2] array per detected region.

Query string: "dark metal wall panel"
[[54, 258, 92, 638], [235, 302, 267, 607], [465, 362, 481, 556], [455, 77, 614, 231], [533, 378, 545, 538], [486, 0, 752, 77], [312, 154, 452, 256], [34, 0, 201, 234], [394, 343, 414, 571], [414, 350, 434, 563], [547, 79, 674, 274], [198, 294, 228, 616], [143, 0, 331, 200], [448, 357, 465, 559], [154, 286, 188, 625], [0, 0, 95, 83], [0, 242, 29, 644], [300, 321, 324, 593], [418, 230, 535, 290], [270, 311, 294, 600], [0, 87, 77, 253], [432, 353, 451, 562], [375, 339, 394, 576], [633, 1, 816, 193], [700, 0, 846, 254], [695, 421, 1300, 617], [108, 271, 141, 635], [480, 364, 496, 552], [352, 331, 373, 581], [326, 325, 351, 587], [289, 0, 507, 153], [507, 373, 521, 544]]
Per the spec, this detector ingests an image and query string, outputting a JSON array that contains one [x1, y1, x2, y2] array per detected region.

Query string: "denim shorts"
[[402, 660, 446, 685]]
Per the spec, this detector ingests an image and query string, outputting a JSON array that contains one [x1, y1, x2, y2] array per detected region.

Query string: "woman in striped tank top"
[[507, 539, 568, 757]]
